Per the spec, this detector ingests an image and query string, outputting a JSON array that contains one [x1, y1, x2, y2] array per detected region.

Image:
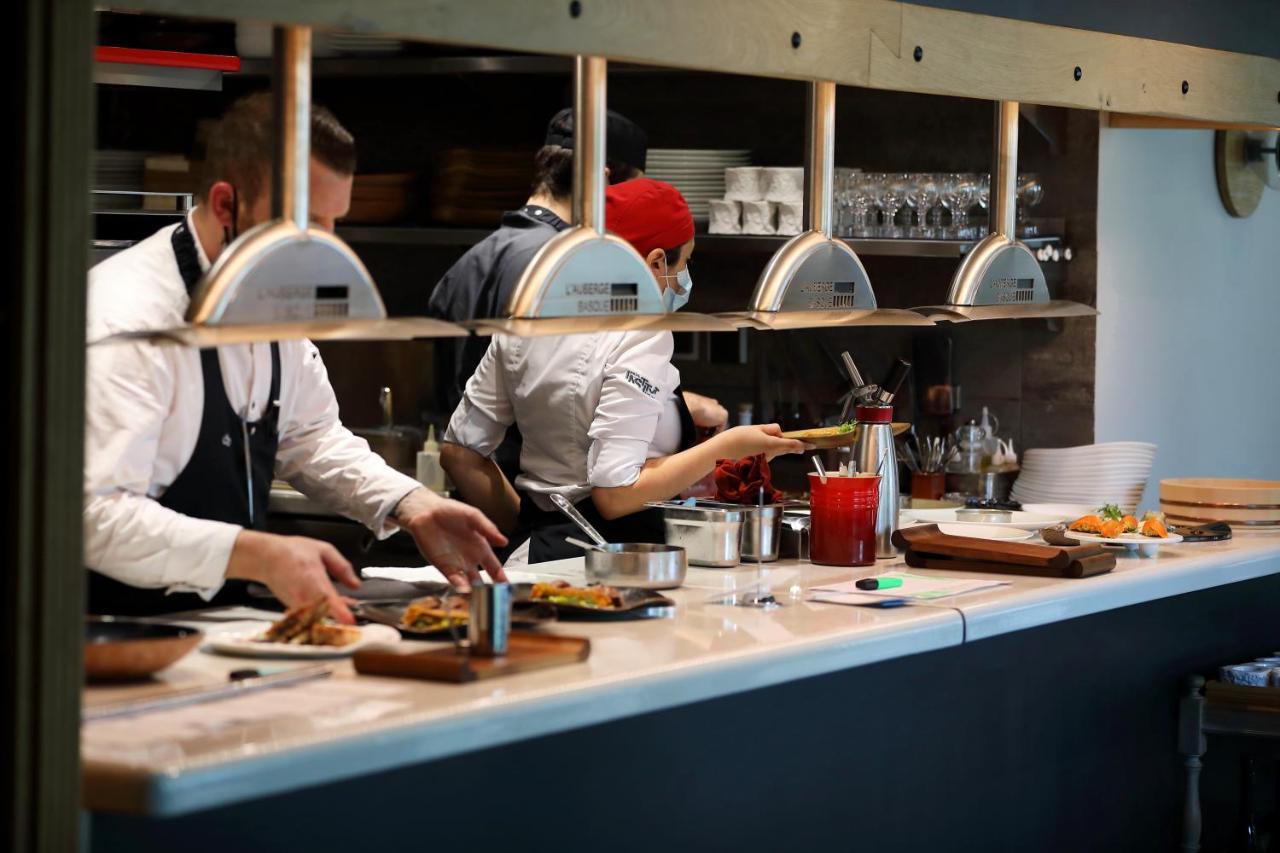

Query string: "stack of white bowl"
[[1011, 442, 1157, 513]]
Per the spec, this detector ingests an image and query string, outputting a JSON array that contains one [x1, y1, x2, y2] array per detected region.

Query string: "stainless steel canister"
[[468, 583, 511, 657], [651, 501, 745, 567], [852, 409, 899, 559], [734, 503, 783, 562], [779, 509, 811, 560]]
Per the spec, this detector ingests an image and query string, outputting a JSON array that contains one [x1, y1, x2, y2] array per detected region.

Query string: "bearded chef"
[[84, 93, 506, 622]]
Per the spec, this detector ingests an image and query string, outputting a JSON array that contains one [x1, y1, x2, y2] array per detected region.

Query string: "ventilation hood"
[[723, 81, 931, 331], [102, 27, 468, 347], [475, 56, 735, 337], [916, 101, 1096, 323]]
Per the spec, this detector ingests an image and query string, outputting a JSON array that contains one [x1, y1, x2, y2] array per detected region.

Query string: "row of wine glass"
[[835, 170, 1044, 239]]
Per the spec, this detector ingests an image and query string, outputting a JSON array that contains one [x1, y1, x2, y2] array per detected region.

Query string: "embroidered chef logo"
[[624, 369, 660, 398], [222, 434, 233, 447]]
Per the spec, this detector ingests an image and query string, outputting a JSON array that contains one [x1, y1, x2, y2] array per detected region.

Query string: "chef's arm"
[[591, 424, 805, 520], [439, 443, 520, 535]]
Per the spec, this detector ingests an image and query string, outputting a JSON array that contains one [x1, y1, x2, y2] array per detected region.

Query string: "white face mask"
[[661, 267, 693, 312]]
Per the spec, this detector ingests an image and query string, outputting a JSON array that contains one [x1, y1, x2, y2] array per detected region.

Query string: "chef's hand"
[[394, 488, 508, 591], [717, 423, 807, 461], [225, 530, 361, 624], [682, 391, 728, 432]]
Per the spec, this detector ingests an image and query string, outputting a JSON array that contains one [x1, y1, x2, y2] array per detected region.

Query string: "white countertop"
[[82, 532, 1280, 815]]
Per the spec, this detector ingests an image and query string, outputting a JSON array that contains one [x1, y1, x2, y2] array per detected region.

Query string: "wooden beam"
[[1104, 112, 1280, 132], [106, 0, 1280, 126]]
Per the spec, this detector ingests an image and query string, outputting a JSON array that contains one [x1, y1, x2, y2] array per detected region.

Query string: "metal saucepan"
[[550, 494, 688, 589], [84, 617, 203, 682]]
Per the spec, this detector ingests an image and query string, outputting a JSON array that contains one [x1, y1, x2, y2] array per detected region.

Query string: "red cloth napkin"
[[714, 454, 782, 505]]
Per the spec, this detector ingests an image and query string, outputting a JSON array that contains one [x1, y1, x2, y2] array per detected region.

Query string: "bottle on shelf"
[[415, 425, 447, 494]]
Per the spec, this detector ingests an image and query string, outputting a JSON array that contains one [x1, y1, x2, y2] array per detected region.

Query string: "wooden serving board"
[[893, 524, 1107, 569], [353, 632, 590, 683], [904, 549, 1115, 579]]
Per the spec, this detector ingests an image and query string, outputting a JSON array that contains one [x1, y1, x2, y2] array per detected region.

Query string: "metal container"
[[852, 409, 899, 559], [650, 501, 744, 567], [584, 542, 688, 589], [956, 507, 1013, 523], [945, 470, 1018, 501], [780, 509, 811, 560], [736, 503, 784, 562], [84, 618, 203, 682], [468, 583, 511, 657]]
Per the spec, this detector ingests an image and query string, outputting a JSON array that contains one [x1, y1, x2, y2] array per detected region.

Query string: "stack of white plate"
[[645, 149, 752, 218], [93, 150, 148, 191], [1011, 442, 1157, 513]]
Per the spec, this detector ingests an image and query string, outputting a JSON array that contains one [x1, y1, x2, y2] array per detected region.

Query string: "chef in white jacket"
[[85, 93, 505, 621], [442, 179, 803, 564]]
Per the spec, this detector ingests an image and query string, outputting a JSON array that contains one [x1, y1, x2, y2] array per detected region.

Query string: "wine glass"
[[1017, 173, 1043, 236], [940, 173, 977, 239], [973, 173, 991, 238], [850, 172, 876, 237], [905, 173, 941, 237], [880, 173, 911, 238]]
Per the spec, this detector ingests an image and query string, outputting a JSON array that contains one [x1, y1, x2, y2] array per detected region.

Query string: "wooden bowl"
[[1160, 478, 1280, 527], [84, 618, 203, 682]]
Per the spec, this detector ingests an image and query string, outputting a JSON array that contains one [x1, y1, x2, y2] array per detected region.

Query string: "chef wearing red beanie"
[[441, 179, 804, 566]]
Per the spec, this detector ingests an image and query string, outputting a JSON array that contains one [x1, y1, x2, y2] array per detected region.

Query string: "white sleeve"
[[274, 340, 422, 539], [587, 332, 677, 488], [83, 341, 239, 598], [443, 336, 515, 457]]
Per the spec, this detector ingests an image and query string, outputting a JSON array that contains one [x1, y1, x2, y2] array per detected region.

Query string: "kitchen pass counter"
[[82, 532, 1280, 817]]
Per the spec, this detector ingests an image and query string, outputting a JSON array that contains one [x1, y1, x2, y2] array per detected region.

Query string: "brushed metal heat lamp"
[[915, 101, 1096, 323], [106, 27, 466, 347], [725, 81, 931, 331], [475, 55, 736, 337]]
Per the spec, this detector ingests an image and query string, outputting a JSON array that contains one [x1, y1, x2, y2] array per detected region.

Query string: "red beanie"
[[605, 178, 695, 259]]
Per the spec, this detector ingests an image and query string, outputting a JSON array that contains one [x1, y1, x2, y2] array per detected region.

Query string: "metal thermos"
[[853, 406, 898, 559], [468, 583, 511, 657], [851, 358, 912, 559]]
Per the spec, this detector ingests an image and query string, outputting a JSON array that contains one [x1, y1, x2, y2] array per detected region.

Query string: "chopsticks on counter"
[[83, 664, 333, 722]]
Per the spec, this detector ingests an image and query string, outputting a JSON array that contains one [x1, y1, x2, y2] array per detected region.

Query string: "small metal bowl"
[[584, 542, 688, 590], [956, 508, 1013, 523]]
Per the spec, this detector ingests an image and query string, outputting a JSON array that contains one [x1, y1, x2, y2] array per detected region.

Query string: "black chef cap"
[[545, 107, 648, 174]]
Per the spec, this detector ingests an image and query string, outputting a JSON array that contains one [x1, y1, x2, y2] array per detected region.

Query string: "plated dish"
[[208, 600, 400, 659], [1063, 506, 1182, 556]]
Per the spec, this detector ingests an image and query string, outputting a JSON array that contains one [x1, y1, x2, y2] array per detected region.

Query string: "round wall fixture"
[[1215, 129, 1279, 218]]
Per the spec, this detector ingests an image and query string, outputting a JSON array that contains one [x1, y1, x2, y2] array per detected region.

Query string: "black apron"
[[518, 385, 698, 563], [87, 222, 282, 616]]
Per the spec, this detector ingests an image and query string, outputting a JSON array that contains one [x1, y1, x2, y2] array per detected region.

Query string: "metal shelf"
[[336, 225, 1063, 258]]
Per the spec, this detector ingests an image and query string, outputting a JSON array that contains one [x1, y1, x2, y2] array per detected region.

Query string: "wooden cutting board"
[[904, 549, 1115, 579], [893, 524, 1106, 569], [353, 632, 590, 683]]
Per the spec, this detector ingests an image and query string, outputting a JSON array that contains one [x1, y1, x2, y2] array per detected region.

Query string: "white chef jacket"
[[84, 211, 422, 598], [445, 330, 683, 511]]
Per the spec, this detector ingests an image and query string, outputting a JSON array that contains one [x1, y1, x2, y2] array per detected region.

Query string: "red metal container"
[[807, 473, 881, 567]]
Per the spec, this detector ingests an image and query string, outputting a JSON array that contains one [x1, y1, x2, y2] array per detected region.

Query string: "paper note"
[[810, 571, 1008, 602]]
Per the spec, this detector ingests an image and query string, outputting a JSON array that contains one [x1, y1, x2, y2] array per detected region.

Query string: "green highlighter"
[[855, 577, 903, 591]]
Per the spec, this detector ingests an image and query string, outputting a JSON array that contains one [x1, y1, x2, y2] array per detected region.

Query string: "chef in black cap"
[[427, 107, 650, 420]]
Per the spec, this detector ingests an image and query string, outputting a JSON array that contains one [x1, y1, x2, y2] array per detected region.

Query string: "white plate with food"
[[1063, 509, 1182, 556], [902, 508, 1072, 531], [207, 601, 401, 659], [1061, 530, 1183, 557]]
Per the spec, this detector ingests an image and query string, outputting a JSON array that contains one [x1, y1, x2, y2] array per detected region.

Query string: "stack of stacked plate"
[[645, 149, 752, 219], [94, 150, 148, 191], [1010, 442, 1157, 513]]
